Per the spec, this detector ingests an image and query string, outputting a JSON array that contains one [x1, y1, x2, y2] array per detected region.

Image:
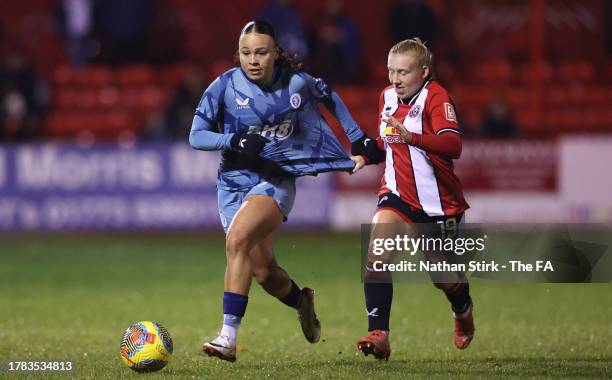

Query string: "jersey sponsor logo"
[[444, 103, 457, 122], [409, 105, 422, 118], [384, 126, 399, 136], [383, 126, 402, 144], [290, 93, 302, 109], [236, 96, 250, 109], [248, 120, 294, 140]]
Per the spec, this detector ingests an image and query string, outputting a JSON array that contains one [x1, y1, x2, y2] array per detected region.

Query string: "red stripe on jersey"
[[395, 143, 421, 207]]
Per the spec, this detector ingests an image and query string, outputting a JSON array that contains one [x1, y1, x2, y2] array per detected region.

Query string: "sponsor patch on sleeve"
[[444, 103, 457, 123]]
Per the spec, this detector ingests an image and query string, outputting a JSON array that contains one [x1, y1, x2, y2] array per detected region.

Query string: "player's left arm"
[[410, 131, 461, 159], [305, 74, 364, 143], [417, 90, 462, 159]]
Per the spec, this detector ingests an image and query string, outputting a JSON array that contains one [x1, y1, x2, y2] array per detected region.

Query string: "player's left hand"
[[350, 155, 365, 174], [351, 135, 378, 156], [382, 115, 412, 144]]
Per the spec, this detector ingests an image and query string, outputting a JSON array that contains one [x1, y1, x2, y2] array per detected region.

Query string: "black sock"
[[364, 282, 393, 331], [444, 281, 472, 314], [279, 279, 302, 309]]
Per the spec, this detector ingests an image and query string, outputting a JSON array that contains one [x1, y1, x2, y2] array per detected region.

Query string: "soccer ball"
[[120, 321, 173, 372]]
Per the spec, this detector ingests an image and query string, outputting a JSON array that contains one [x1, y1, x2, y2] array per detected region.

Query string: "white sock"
[[220, 324, 239, 345]]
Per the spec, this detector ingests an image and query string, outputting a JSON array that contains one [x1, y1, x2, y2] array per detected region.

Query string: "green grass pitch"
[[1, 233, 611, 379]]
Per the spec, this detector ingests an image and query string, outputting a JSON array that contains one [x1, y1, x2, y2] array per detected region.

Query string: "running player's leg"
[[203, 195, 283, 362], [224, 195, 283, 293], [358, 208, 410, 361], [424, 215, 474, 349], [250, 237, 321, 343]]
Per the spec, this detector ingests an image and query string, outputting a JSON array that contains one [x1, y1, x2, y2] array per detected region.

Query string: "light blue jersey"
[[189, 66, 364, 190]]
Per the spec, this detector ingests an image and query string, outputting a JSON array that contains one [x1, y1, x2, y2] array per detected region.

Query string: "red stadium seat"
[[583, 85, 607, 105], [106, 111, 136, 134], [86, 66, 114, 86], [589, 108, 612, 131], [98, 86, 120, 108], [48, 112, 89, 136], [210, 59, 233, 78], [505, 87, 534, 107], [118, 65, 156, 86], [545, 86, 569, 105], [118, 87, 142, 109], [518, 62, 552, 83], [516, 109, 538, 131], [71, 68, 94, 86], [159, 64, 189, 88], [139, 86, 165, 110], [556, 61, 594, 83], [473, 58, 513, 83], [53, 65, 75, 86], [55, 88, 79, 109], [74, 88, 98, 109]]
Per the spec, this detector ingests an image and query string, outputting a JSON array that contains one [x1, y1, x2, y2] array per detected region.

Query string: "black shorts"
[[377, 192, 463, 239]]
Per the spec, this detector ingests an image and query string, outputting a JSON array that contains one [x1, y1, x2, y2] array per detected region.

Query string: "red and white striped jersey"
[[377, 79, 469, 216]]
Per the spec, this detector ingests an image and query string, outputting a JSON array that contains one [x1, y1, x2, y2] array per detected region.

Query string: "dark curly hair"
[[236, 20, 303, 72]]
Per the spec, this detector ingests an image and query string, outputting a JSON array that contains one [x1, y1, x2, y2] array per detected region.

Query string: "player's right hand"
[[230, 133, 269, 156]]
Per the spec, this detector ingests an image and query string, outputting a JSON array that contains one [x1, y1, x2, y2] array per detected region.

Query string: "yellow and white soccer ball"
[[120, 321, 173, 372]]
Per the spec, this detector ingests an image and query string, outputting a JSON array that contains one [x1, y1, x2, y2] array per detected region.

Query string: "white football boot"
[[202, 334, 237, 362]]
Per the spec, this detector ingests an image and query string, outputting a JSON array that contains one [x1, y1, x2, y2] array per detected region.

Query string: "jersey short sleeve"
[[426, 85, 460, 135]]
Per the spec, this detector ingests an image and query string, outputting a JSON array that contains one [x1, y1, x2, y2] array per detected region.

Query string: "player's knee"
[[225, 229, 251, 258], [433, 281, 456, 292], [253, 265, 271, 285]]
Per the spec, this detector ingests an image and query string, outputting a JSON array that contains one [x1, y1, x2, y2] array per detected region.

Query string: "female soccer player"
[[354, 38, 474, 361], [189, 20, 369, 362]]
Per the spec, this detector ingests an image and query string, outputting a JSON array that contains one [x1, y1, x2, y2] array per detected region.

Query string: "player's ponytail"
[[239, 20, 303, 73], [275, 47, 303, 72]]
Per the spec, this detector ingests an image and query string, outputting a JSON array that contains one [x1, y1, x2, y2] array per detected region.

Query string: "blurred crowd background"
[[1, 0, 612, 231], [1, 0, 611, 142]]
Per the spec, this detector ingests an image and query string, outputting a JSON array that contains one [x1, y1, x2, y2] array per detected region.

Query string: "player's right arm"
[[385, 86, 461, 160], [189, 77, 267, 156], [189, 77, 234, 151]]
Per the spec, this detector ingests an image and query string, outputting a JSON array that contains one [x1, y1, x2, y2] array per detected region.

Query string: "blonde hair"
[[389, 38, 433, 71]]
